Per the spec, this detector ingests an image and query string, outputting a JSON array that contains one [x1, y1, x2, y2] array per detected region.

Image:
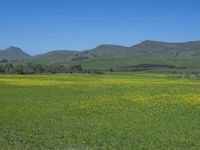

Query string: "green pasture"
[[0, 72, 199, 149]]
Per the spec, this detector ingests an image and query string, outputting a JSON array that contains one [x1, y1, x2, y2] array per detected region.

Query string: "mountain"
[[1, 40, 200, 68], [0, 46, 31, 61], [79, 40, 200, 68], [30, 50, 79, 64], [86, 44, 129, 58], [29, 45, 129, 64], [129, 40, 200, 57]]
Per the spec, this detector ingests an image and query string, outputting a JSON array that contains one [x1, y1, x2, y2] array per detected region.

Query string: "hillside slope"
[[0, 46, 31, 61], [30, 50, 79, 64], [80, 40, 200, 68], [129, 40, 200, 57], [1, 40, 200, 68]]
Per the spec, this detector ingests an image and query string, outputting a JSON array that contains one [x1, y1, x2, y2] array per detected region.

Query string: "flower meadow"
[[0, 72, 199, 149]]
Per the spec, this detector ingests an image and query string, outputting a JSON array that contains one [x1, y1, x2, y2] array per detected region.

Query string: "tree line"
[[0, 63, 89, 74]]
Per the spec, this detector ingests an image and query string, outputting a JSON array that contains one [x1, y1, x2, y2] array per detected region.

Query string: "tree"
[[70, 64, 82, 73], [4, 64, 14, 74], [34, 64, 44, 73], [14, 65, 24, 74], [0, 65, 4, 73]]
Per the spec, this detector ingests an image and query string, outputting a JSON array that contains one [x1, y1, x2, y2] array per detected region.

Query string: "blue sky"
[[0, 0, 200, 55]]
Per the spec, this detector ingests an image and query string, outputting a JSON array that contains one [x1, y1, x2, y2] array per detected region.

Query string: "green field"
[[0, 73, 199, 149]]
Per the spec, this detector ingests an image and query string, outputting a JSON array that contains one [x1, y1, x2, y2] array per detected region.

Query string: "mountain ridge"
[[0, 46, 31, 61], [1, 40, 200, 68], [2, 40, 200, 57]]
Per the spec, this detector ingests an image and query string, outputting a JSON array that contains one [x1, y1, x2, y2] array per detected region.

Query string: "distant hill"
[[27, 45, 130, 64], [1, 40, 200, 68], [30, 50, 79, 64], [129, 40, 200, 57], [86, 44, 129, 58], [78, 40, 200, 68], [0, 46, 31, 61]]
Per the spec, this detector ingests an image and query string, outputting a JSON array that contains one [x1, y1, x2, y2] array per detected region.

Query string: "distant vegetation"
[[0, 63, 82, 74], [0, 63, 106, 74], [1, 63, 200, 81]]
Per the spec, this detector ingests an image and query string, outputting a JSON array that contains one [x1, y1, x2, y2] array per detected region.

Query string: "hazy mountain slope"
[[30, 45, 129, 63], [85, 44, 129, 58], [79, 55, 172, 68], [79, 40, 200, 68], [80, 55, 200, 68], [0, 46, 31, 61], [1, 40, 200, 68], [129, 40, 200, 58], [30, 50, 80, 64]]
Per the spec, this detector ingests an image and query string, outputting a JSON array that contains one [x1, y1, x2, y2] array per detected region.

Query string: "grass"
[[0, 72, 199, 149]]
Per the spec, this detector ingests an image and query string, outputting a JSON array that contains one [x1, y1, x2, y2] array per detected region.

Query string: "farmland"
[[0, 72, 199, 149]]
